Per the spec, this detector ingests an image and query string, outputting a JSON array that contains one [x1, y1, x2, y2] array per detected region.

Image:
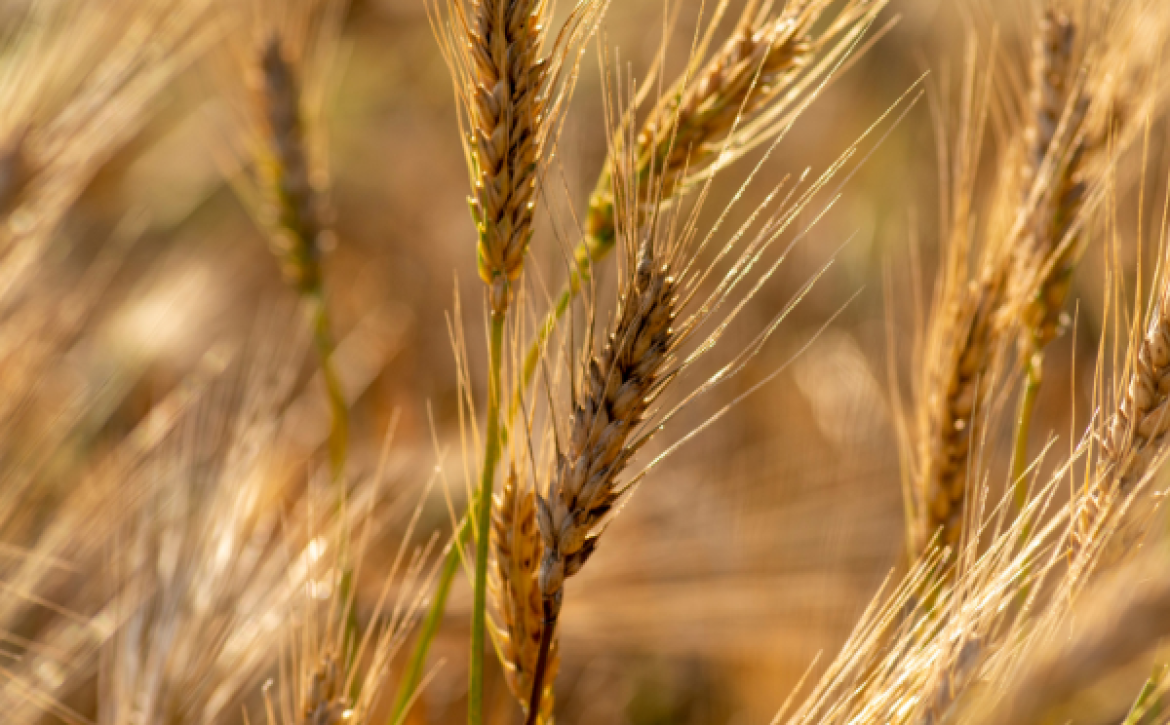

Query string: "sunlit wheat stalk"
[[412, 0, 606, 721]]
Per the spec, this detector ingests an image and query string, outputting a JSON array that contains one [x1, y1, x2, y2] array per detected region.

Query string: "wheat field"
[[2, 0, 1170, 723]]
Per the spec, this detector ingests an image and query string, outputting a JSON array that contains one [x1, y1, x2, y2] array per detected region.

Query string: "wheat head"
[[258, 34, 326, 295], [492, 468, 559, 723]]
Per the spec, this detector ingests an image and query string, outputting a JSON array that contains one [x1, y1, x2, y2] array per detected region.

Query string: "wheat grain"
[[536, 239, 680, 615], [919, 268, 1010, 552], [492, 468, 559, 723]]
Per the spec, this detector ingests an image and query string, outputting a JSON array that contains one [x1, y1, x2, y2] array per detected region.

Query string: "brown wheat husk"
[[536, 237, 680, 614], [430, 0, 606, 312], [910, 41, 1018, 562]]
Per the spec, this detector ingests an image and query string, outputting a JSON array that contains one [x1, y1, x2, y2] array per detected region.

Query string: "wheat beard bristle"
[[1019, 8, 1089, 348], [303, 652, 348, 725], [921, 271, 1006, 553], [585, 15, 812, 254], [537, 246, 678, 610], [260, 36, 323, 295], [492, 470, 559, 723], [467, 0, 546, 313], [1076, 291, 1170, 552]]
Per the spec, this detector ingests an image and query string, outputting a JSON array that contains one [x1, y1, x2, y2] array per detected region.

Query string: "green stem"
[[304, 286, 359, 682], [307, 286, 349, 484], [1012, 348, 1043, 516], [1125, 664, 1168, 725], [1010, 346, 1044, 610], [469, 310, 506, 725]]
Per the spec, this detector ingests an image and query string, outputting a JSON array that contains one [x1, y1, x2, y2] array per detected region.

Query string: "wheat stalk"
[[491, 468, 559, 724]]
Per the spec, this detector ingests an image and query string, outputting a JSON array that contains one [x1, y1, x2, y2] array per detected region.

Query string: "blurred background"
[[5, 0, 1168, 722]]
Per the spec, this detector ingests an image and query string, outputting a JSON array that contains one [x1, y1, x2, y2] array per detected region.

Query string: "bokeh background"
[[8, 0, 1168, 721]]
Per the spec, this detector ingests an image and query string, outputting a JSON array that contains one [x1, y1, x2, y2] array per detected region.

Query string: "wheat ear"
[[525, 236, 681, 725], [255, 28, 349, 486], [1015, 8, 1089, 349], [912, 44, 1014, 561], [582, 3, 815, 259], [464, 0, 548, 314], [259, 35, 326, 296], [919, 268, 1010, 553], [1074, 284, 1170, 552], [492, 468, 559, 724]]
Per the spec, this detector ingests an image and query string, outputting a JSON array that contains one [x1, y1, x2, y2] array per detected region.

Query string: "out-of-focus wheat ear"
[[1014, 6, 1089, 350], [965, 550, 1170, 725], [302, 652, 348, 725], [250, 18, 350, 482], [491, 468, 559, 724], [908, 41, 1014, 566], [257, 34, 325, 296]]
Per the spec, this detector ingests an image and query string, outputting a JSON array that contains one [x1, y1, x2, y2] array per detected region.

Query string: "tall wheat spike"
[[579, 0, 883, 271], [422, 0, 607, 720], [909, 42, 1017, 560], [430, 0, 606, 313]]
